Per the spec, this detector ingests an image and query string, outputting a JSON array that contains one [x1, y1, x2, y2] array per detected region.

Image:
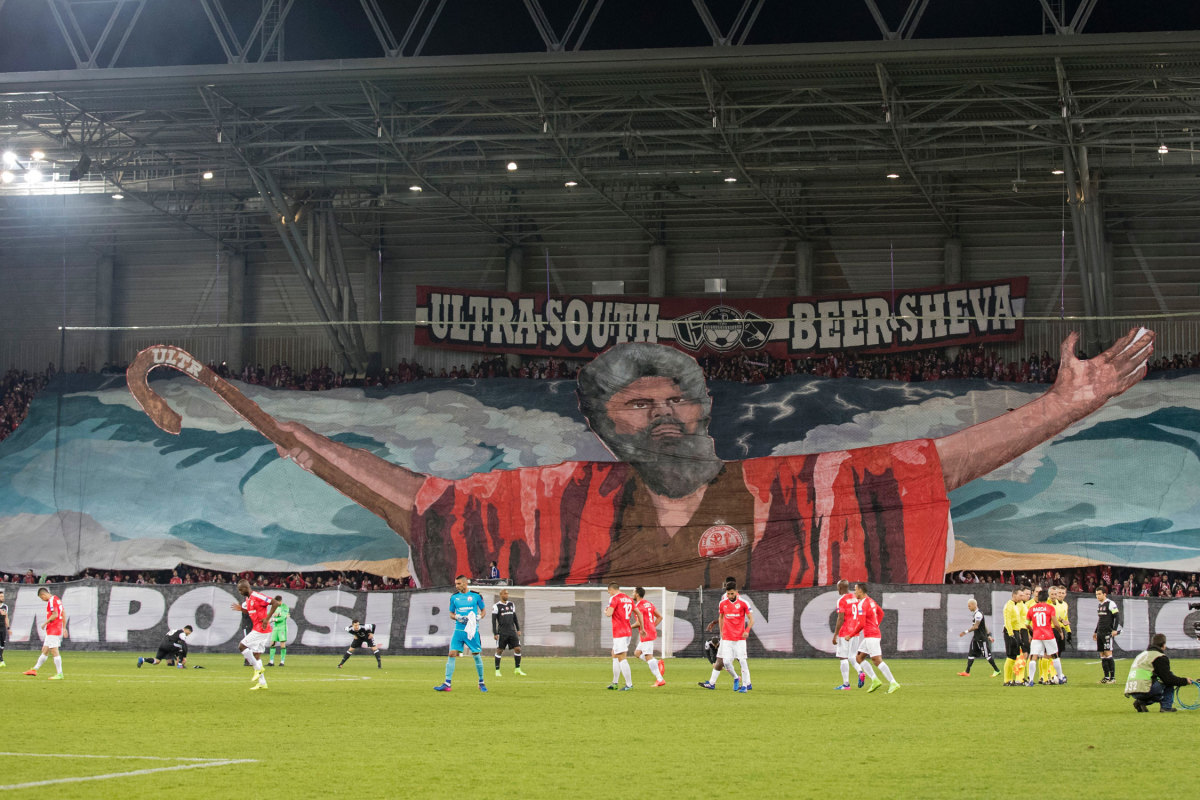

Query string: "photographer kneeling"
[[1124, 633, 1190, 713]]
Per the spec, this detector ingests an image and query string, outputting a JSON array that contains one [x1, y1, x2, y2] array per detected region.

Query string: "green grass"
[[0, 651, 1194, 799]]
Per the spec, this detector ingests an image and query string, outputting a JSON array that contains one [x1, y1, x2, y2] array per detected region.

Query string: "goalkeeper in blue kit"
[[434, 575, 487, 692]]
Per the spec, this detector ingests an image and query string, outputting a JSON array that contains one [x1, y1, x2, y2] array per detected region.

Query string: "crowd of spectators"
[[1, 567, 413, 591], [4, 564, 1199, 596], [949, 565, 1200, 597], [0, 365, 54, 440]]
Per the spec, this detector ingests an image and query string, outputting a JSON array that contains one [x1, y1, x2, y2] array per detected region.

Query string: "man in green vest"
[[266, 595, 291, 667], [1124, 633, 1190, 712]]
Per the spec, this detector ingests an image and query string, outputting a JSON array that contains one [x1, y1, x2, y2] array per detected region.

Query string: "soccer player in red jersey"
[[1024, 588, 1065, 685], [632, 587, 666, 687], [231, 580, 280, 691], [605, 583, 635, 690], [832, 579, 866, 690], [23, 587, 65, 680], [852, 583, 899, 694], [700, 583, 754, 692]]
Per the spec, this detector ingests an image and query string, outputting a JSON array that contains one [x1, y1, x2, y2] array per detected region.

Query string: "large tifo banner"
[[414, 278, 1027, 358], [5, 581, 1199, 658], [0, 365, 1198, 583]]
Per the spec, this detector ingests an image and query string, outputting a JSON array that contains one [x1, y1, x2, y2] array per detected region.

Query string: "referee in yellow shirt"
[[1051, 584, 1071, 683], [1002, 585, 1031, 685]]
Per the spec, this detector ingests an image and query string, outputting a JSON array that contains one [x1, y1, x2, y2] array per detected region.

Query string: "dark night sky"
[[0, 1, 1199, 72]]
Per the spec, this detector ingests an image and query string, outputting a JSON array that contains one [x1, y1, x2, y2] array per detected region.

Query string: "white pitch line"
[[0, 758, 258, 791], [0, 753, 234, 762]]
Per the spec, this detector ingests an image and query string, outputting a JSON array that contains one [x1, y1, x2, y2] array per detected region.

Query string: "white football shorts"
[[836, 634, 863, 659], [716, 639, 747, 662], [857, 637, 882, 658], [43, 635, 63, 649], [634, 637, 656, 657], [1030, 638, 1059, 657], [240, 630, 271, 652], [611, 635, 631, 655]]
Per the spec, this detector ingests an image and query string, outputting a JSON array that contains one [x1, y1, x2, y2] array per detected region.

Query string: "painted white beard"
[[605, 429, 723, 498]]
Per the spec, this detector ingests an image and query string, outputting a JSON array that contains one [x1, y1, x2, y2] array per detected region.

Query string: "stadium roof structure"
[[1, 1, 1199, 369]]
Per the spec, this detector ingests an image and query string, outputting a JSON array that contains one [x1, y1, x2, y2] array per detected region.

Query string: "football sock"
[[514, 653, 522, 668], [33, 654, 47, 671], [374, 650, 382, 667], [964, 658, 974, 673], [52, 655, 63, 675], [987, 658, 999, 671], [473, 654, 484, 680], [708, 668, 721, 685], [495, 654, 502, 670], [877, 661, 895, 683], [243, 650, 258, 668], [739, 661, 751, 686], [1053, 658, 1064, 680], [1103, 657, 1115, 678], [619, 659, 632, 687], [839, 659, 850, 684], [268, 647, 276, 663], [279, 647, 286, 664], [444, 656, 457, 683], [1004, 658, 1014, 682], [338, 652, 351, 666], [612, 658, 621, 683], [725, 661, 737, 679], [648, 658, 662, 681], [858, 660, 877, 680]]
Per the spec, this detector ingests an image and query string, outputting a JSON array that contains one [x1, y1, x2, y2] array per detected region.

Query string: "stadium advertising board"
[[414, 278, 1027, 358], [7, 581, 1198, 659]]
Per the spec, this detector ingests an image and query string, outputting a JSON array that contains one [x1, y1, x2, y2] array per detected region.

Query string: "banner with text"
[[8, 581, 1197, 659], [415, 278, 1027, 358]]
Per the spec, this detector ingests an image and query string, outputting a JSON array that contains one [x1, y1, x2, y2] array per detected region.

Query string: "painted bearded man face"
[[578, 343, 723, 498]]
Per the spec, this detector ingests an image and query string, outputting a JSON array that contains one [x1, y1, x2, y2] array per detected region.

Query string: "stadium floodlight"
[[409, 185, 422, 192], [24, 168, 43, 183], [0, 170, 13, 184], [886, 172, 900, 179], [506, 161, 518, 171], [1, 151, 16, 166], [202, 170, 214, 180], [31, 150, 45, 161], [564, 180, 577, 187], [1158, 143, 1169, 154], [111, 192, 125, 199], [1051, 169, 1065, 175]]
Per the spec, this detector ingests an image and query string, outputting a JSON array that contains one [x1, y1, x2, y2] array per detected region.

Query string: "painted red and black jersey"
[[409, 439, 950, 591]]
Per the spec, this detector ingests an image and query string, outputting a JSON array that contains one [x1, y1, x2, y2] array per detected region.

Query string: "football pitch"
[[1, 652, 1194, 799]]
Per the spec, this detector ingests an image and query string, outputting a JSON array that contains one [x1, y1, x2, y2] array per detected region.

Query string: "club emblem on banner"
[[698, 523, 746, 559], [673, 306, 774, 352]]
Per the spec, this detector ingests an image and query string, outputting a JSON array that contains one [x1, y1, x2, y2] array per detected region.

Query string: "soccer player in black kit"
[[0, 588, 10, 667], [338, 620, 382, 669], [138, 625, 193, 668], [1093, 586, 1122, 683], [957, 598, 1000, 677], [492, 589, 526, 676]]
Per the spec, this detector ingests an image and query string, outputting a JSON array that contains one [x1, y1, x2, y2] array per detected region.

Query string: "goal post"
[[465, 584, 680, 658]]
